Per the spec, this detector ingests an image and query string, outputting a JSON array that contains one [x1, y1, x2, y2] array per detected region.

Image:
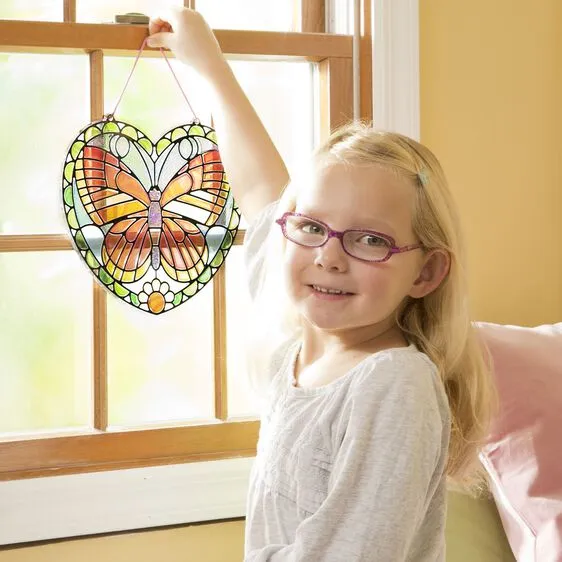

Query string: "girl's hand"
[[147, 8, 225, 77], [148, 7, 288, 221]]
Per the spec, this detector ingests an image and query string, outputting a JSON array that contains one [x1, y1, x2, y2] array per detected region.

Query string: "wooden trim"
[[0, 421, 259, 481], [0, 21, 351, 60], [234, 230, 245, 245], [0, 235, 72, 252], [318, 57, 354, 141], [300, 0, 326, 33], [213, 268, 228, 421], [93, 284, 108, 431], [63, 0, 76, 23], [360, 0, 373, 122], [89, 50, 104, 119]]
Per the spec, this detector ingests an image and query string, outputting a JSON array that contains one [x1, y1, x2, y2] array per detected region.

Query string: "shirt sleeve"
[[245, 354, 449, 562], [243, 200, 279, 300]]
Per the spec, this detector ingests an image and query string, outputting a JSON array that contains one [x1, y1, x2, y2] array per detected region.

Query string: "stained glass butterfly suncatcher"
[[61, 36, 239, 315], [62, 119, 240, 314]]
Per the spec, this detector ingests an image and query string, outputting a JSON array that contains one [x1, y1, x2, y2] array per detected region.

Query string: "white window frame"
[[0, 0, 419, 545]]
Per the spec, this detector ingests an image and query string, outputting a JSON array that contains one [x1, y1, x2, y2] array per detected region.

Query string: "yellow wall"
[[2, 2, 561, 561], [420, 0, 562, 325]]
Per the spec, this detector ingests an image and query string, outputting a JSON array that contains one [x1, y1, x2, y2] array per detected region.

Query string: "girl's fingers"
[[148, 17, 173, 36], [148, 10, 178, 49]]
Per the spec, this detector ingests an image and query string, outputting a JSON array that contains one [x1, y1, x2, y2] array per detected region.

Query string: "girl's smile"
[[308, 284, 355, 299]]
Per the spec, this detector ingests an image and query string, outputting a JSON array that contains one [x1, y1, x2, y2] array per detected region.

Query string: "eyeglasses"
[[275, 212, 422, 263]]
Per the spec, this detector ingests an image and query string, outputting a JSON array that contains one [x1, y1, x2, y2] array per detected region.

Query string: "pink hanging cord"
[[108, 36, 198, 123]]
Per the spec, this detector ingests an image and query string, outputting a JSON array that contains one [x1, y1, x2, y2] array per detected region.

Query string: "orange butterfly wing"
[[159, 217, 206, 282], [103, 216, 153, 283], [76, 145, 150, 224], [76, 146, 152, 282], [159, 150, 228, 282]]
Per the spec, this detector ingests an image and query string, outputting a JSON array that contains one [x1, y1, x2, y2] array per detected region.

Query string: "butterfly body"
[[147, 187, 163, 269]]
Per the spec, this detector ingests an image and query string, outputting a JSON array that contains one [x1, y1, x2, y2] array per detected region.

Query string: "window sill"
[[0, 457, 254, 545]]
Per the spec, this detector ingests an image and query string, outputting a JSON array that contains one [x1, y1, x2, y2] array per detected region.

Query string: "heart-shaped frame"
[[61, 118, 240, 314]]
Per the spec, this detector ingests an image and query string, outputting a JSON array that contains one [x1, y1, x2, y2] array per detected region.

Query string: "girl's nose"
[[313, 236, 348, 272]]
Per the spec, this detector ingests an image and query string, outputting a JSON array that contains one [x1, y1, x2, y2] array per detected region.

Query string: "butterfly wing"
[[76, 145, 152, 281], [160, 150, 227, 220], [102, 216, 153, 283], [159, 150, 227, 282], [76, 145, 151, 224], [160, 217, 206, 282]]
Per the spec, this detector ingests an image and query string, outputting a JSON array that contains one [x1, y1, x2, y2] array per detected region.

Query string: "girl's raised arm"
[[148, 8, 289, 222]]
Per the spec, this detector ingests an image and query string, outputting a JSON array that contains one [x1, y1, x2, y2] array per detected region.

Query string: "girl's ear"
[[408, 250, 450, 299]]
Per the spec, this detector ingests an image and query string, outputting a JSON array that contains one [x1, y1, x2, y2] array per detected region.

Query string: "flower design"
[[138, 278, 174, 314]]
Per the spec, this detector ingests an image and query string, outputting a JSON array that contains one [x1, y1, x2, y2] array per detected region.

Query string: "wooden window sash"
[[318, 57, 354, 141], [359, 0, 373, 122], [88, 49, 108, 432], [213, 266, 228, 421], [297, 0, 326, 33], [0, 21, 351, 60], [63, 0, 76, 23], [0, 12, 363, 480], [0, 422, 260, 480]]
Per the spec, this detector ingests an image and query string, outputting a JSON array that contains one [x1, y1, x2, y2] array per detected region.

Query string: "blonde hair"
[[248, 122, 498, 496]]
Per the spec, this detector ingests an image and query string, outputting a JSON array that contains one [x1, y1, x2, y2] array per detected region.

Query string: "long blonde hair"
[[249, 122, 498, 495]]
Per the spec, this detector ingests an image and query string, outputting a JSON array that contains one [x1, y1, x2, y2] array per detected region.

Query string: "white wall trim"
[[1, 3, 420, 546], [0, 457, 254, 545], [373, 0, 420, 139]]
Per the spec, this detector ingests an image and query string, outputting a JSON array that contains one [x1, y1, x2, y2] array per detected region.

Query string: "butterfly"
[[76, 144, 225, 284], [63, 120, 239, 313]]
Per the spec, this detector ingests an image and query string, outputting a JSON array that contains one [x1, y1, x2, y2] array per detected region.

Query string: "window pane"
[[0, 53, 89, 234], [0, 251, 93, 434], [230, 60, 315, 179], [231, 60, 315, 228], [104, 56, 208, 141], [327, 0, 354, 34], [225, 247, 260, 417], [0, 0, 61, 21], [199, 0, 293, 31], [107, 286, 215, 427], [76, 1, 182, 23]]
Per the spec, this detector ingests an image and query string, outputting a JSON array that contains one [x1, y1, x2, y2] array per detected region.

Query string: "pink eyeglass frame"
[[275, 212, 422, 263]]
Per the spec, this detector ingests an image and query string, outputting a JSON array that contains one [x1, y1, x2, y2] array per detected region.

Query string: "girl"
[[148, 9, 496, 561]]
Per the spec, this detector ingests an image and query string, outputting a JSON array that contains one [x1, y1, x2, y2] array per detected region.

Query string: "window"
[[0, 0, 424, 545], [0, 0, 363, 478]]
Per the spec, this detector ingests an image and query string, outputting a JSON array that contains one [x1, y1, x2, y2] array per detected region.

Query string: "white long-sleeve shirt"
[[243, 203, 451, 561]]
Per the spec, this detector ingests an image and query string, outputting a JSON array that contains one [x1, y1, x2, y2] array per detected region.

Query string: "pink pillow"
[[477, 322, 562, 561]]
